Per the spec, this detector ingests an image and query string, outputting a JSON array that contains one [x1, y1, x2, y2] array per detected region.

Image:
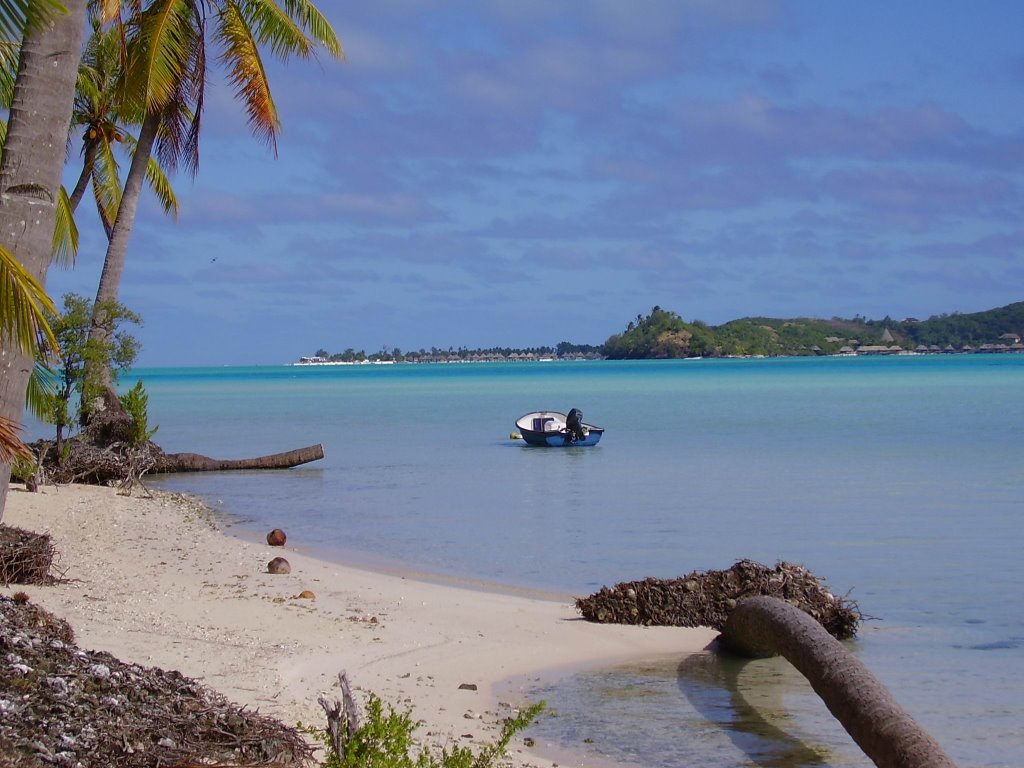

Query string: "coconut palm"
[[722, 596, 958, 768], [68, 18, 179, 239], [84, 0, 343, 416], [0, 0, 88, 517]]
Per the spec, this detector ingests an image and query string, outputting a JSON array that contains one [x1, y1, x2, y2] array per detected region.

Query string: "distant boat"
[[514, 409, 604, 447]]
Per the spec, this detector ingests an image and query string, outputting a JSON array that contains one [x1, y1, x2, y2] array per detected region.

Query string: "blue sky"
[[48, 1, 1024, 366]]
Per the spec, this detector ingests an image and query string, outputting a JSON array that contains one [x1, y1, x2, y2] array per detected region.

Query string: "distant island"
[[297, 301, 1024, 364]]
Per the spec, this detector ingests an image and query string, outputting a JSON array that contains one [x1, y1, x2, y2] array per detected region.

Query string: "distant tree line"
[[308, 301, 1023, 363], [310, 342, 604, 363], [601, 302, 1024, 359], [864, 303, 1024, 347]]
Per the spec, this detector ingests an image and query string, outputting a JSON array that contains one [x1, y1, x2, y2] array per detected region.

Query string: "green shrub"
[[305, 693, 544, 768], [119, 380, 158, 446]]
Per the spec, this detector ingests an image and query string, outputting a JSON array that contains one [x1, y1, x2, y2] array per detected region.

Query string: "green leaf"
[[51, 185, 78, 268], [0, 245, 58, 359]]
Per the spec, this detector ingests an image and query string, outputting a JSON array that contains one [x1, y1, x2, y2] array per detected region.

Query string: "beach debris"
[[458, 683, 478, 691], [575, 559, 861, 639], [318, 672, 362, 758], [267, 528, 287, 546], [0, 525, 61, 585], [0, 594, 313, 767], [267, 556, 291, 574], [293, 590, 316, 600]]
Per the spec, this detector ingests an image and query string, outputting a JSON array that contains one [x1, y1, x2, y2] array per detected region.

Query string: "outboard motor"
[[566, 408, 586, 442]]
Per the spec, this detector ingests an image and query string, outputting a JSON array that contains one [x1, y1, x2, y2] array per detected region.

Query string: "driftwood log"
[[22, 439, 325, 487], [152, 443, 325, 473], [720, 595, 957, 768]]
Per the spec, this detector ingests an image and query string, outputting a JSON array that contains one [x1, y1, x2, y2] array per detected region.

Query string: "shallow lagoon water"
[[131, 355, 1023, 767]]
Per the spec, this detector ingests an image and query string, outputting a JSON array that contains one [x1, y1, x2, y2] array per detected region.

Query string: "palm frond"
[[124, 0, 195, 114], [0, 0, 66, 44], [243, 0, 311, 60], [90, 135, 123, 232], [216, 0, 279, 153], [51, 186, 78, 268], [145, 151, 178, 218], [282, 0, 343, 59], [0, 245, 58, 360], [74, 63, 104, 112], [93, 0, 124, 26], [180, 18, 204, 174], [0, 39, 20, 109], [0, 414, 31, 463], [25, 363, 59, 423], [150, 63, 198, 174]]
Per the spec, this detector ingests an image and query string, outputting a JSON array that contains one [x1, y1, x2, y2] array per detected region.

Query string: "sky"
[[47, 0, 1024, 366]]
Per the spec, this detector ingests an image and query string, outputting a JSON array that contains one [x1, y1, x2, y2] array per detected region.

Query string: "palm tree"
[[84, 0, 343, 417], [722, 596, 958, 768], [68, 19, 179, 238], [0, 0, 88, 518]]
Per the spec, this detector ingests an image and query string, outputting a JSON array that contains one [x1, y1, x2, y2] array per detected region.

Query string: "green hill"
[[601, 302, 1024, 359]]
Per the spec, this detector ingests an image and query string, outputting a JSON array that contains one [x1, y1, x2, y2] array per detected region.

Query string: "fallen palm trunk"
[[22, 439, 326, 487], [153, 443, 325, 472], [721, 595, 957, 768]]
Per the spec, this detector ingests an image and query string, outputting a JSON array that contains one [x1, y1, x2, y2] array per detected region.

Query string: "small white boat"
[[515, 409, 604, 447]]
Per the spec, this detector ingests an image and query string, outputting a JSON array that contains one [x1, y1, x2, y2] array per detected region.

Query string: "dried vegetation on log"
[[575, 559, 861, 639], [0, 594, 314, 767]]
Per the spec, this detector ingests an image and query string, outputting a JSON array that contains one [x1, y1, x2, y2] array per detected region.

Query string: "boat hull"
[[515, 411, 604, 447]]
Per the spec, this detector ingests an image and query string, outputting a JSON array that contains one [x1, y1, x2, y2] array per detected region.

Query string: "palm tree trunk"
[[68, 140, 114, 240], [83, 110, 160, 420], [0, 1, 87, 520], [67, 139, 98, 213], [153, 444, 325, 473], [720, 596, 958, 768]]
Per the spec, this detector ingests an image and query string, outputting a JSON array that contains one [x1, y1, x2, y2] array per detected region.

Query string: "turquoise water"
[[121, 356, 1021, 767]]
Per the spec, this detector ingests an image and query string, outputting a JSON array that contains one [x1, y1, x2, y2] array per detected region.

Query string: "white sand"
[[2, 483, 716, 766]]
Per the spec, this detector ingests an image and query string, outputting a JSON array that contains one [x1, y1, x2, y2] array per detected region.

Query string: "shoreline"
[[2, 483, 717, 767]]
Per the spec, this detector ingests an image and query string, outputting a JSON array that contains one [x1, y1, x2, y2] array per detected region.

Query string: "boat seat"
[[531, 416, 567, 432]]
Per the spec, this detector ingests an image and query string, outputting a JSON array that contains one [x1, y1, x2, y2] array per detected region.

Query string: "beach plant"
[[118, 380, 158, 446], [305, 693, 544, 768], [39, 293, 141, 454]]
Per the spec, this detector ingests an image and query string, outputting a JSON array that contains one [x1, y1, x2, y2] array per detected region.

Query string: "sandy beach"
[[2, 483, 717, 766]]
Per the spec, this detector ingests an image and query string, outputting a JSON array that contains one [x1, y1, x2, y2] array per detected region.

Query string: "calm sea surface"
[[115, 356, 1021, 767]]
